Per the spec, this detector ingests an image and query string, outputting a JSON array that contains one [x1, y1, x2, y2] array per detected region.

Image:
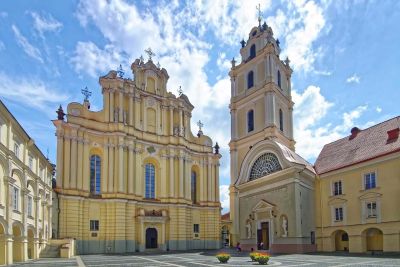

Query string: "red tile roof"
[[315, 116, 400, 175], [221, 212, 230, 221]]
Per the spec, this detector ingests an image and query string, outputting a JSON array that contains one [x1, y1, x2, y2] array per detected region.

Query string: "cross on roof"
[[197, 120, 204, 131], [256, 3, 262, 26], [81, 86, 92, 101], [144, 47, 156, 61]]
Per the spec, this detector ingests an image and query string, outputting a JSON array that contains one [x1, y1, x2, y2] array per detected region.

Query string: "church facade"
[[229, 23, 316, 253], [52, 56, 221, 254]]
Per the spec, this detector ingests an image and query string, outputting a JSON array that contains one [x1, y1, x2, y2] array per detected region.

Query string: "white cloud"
[[30, 12, 62, 37], [70, 42, 126, 78], [346, 73, 360, 84], [0, 41, 4, 51], [314, 70, 332, 76], [11, 25, 44, 63], [219, 184, 230, 213], [0, 72, 69, 113], [293, 86, 368, 161], [266, 1, 327, 72], [376, 106, 382, 113], [0, 12, 7, 18]]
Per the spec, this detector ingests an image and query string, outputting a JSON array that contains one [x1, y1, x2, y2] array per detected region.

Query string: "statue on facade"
[[114, 109, 119, 122], [282, 216, 288, 237], [245, 218, 252, 239]]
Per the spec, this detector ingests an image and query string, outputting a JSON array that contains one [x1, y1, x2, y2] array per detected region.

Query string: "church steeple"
[[229, 22, 295, 151]]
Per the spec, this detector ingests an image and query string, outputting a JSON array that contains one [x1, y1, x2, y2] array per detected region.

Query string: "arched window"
[[90, 155, 101, 194], [247, 71, 254, 89], [249, 153, 282, 180], [277, 70, 281, 88], [145, 163, 155, 199], [249, 44, 256, 59], [247, 110, 254, 132], [191, 171, 197, 203], [279, 109, 283, 132]]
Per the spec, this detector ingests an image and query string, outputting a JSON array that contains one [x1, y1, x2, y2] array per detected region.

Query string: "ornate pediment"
[[252, 199, 275, 212], [359, 191, 382, 200], [328, 197, 347, 205]]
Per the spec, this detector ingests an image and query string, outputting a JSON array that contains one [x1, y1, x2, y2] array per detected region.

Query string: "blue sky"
[[0, 0, 399, 211]]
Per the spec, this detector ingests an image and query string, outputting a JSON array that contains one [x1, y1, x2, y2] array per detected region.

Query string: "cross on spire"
[[197, 120, 204, 131], [81, 86, 92, 101], [256, 3, 262, 26], [144, 47, 156, 61]]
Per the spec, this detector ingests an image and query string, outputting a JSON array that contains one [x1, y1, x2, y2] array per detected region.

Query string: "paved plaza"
[[8, 251, 400, 267]]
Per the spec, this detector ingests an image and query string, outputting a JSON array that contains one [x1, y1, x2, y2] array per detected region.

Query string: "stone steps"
[[39, 244, 61, 258]]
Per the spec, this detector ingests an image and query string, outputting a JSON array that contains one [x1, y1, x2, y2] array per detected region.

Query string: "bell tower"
[[229, 22, 296, 245]]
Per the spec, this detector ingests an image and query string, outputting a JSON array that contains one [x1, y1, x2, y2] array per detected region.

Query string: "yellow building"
[[0, 100, 53, 265], [315, 118, 400, 253], [229, 22, 316, 253], [52, 55, 221, 254]]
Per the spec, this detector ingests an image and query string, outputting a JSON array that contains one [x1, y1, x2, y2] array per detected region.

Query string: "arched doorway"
[[0, 223, 6, 265], [13, 224, 23, 262], [334, 230, 349, 251], [27, 228, 35, 259], [364, 228, 383, 251], [145, 228, 158, 249]]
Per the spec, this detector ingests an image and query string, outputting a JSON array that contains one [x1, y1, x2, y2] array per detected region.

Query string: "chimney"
[[387, 128, 399, 143], [349, 127, 361, 140]]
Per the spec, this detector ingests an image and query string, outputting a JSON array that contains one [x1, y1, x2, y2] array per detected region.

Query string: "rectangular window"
[[28, 155, 33, 170], [13, 187, 19, 211], [333, 181, 342, 196], [193, 224, 200, 233], [335, 207, 343, 221], [90, 220, 99, 231], [364, 172, 376, 190], [366, 202, 377, 218], [14, 143, 19, 158], [28, 196, 33, 216]]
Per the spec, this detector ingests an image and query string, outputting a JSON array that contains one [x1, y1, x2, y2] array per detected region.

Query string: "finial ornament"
[[117, 64, 124, 78], [231, 57, 236, 68], [197, 120, 204, 137], [214, 142, 220, 154], [157, 62, 161, 68], [256, 3, 262, 26], [178, 86, 183, 96], [56, 105, 65, 121], [284, 57, 290, 66], [144, 47, 156, 61], [240, 39, 246, 48], [139, 55, 144, 63], [81, 86, 92, 101]]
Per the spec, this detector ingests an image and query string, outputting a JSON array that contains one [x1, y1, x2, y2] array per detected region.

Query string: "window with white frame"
[[13, 187, 19, 211], [333, 181, 342, 196], [14, 142, 20, 158], [28, 195, 33, 217], [90, 220, 99, 231], [335, 207, 343, 221], [366, 201, 377, 218], [364, 172, 376, 190]]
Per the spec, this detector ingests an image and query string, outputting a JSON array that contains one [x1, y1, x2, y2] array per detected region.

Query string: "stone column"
[[77, 134, 83, 190], [22, 237, 28, 261], [104, 88, 110, 122], [169, 154, 175, 198], [63, 137, 70, 189], [207, 159, 212, 202], [119, 91, 124, 122], [199, 159, 204, 202], [178, 154, 184, 199], [215, 162, 220, 202], [82, 137, 90, 192], [55, 131, 64, 188], [160, 154, 167, 199], [202, 160, 208, 202], [265, 91, 276, 127], [102, 143, 109, 193], [135, 149, 142, 197], [178, 109, 183, 135], [110, 90, 114, 122], [288, 106, 294, 140], [108, 143, 114, 193], [70, 134, 77, 189], [129, 94, 134, 126], [128, 145, 134, 194], [6, 235, 13, 265], [210, 162, 215, 202], [134, 98, 141, 129], [169, 107, 174, 136], [184, 157, 191, 200], [118, 142, 124, 193]]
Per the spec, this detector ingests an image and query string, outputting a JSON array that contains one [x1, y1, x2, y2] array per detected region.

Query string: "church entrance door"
[[145, 228, 158, 249], [257, 222, 269, 250]]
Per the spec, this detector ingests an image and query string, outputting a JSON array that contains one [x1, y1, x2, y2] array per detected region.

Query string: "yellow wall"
[[316, 153, 400, 252], [53, 58, 221, 253]]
